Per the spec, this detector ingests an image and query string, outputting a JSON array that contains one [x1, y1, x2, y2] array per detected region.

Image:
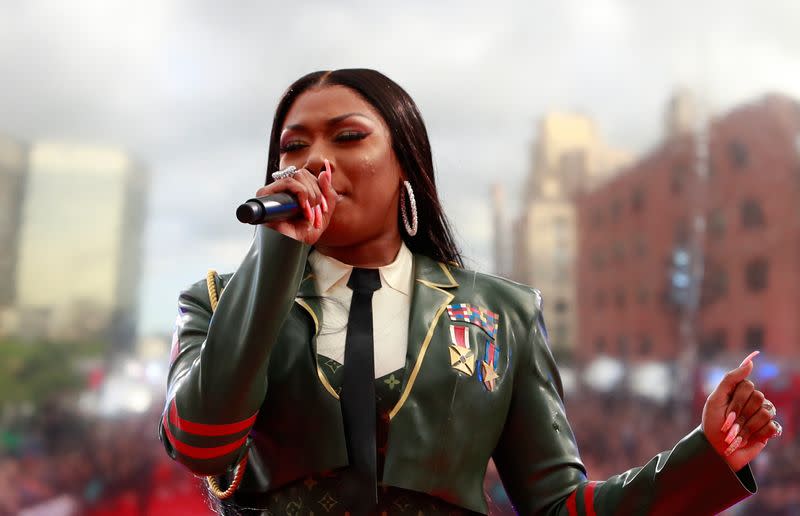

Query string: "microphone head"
[[236, 201, 262, 224]]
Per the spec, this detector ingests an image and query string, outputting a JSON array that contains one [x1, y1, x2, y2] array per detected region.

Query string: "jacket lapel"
[[294, 264, 341, 399], [389, 254, 458, 420]]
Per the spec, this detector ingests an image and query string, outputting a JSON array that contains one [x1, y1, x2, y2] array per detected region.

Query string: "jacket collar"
[[294, 252, 459, 415]]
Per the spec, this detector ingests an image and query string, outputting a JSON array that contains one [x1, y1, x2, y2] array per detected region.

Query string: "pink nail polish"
[[320, 193, 328, 213], [324, 159, 333, 175], [725, 423, 740, 445], [724, 436, 742, 457], [739, 350, 760, 368], [314, 205, 322, 228], [721, 412, 736, 433], [304, 200, 312, 221]]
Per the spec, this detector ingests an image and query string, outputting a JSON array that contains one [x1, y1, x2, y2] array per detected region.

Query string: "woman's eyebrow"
[[284, 112, 372, 132]]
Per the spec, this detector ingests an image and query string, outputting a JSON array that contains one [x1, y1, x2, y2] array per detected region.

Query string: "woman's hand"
[[256, 160, 337, 245], [701, 351, 782, 472]]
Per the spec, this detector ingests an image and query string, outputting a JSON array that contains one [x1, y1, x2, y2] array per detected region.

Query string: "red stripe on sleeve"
[[584, 481, 599, 516], [162, 413, 248, 460], [566, 488, 578, 516], [169, 400, 257, 436]]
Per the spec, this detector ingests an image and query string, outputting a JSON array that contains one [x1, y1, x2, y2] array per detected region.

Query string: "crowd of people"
[[1, 386, 796, 515]]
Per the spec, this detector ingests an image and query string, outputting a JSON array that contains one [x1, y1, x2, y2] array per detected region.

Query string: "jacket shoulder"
[[447, 266, 543, 316]]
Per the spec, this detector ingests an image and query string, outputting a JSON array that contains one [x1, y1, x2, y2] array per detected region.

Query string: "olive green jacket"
[[159, 226, 756, 514]]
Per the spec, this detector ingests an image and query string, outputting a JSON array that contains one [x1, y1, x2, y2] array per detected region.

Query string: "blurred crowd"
[[1, 390, 797, 515], [0, 403, 210, 516]]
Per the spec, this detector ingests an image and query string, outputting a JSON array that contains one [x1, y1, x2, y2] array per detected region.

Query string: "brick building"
[[576, 94, 800, 364]]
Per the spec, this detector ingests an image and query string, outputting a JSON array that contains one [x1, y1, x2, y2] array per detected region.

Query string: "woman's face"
[[278, 85, 404, 247]]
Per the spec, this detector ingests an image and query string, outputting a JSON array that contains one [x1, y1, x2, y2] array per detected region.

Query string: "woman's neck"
[[315, 232, 403, 268]]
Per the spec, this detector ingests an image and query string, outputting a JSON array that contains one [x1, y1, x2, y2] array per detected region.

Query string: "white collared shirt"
[[308, 242, 413, 378]]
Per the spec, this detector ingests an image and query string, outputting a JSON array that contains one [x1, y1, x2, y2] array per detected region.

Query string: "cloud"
[[2, 0, 800, 333]]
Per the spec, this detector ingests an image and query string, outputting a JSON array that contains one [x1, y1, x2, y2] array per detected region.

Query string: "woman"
[[159, 69, 781, 515]]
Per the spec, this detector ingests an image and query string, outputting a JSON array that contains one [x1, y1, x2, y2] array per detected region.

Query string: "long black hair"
[[264, 69, 462, 267]]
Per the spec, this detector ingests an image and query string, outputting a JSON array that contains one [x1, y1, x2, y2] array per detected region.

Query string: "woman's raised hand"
[[255, 159, 338, 245], [701, 351, 782, 472]]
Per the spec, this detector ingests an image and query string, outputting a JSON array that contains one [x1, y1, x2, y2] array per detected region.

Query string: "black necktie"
[[342, 267, 381, 511]]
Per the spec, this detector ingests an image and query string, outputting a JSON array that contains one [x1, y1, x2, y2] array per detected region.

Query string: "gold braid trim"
[[206, 269, 220, 312], [203, 269, 247, 500], [206, 452, 248, 500]]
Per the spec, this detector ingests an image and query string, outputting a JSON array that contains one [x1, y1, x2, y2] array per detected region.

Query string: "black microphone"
[[236, 193, 301, 224]]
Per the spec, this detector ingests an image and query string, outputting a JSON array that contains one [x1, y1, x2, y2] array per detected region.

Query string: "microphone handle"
[[236, 193, 301, 224]]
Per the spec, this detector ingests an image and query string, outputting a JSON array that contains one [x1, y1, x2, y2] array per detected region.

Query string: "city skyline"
[[2, 1, 800, 334]]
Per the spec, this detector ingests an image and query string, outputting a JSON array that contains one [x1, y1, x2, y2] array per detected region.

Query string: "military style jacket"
[[159, 226, 757, 515]]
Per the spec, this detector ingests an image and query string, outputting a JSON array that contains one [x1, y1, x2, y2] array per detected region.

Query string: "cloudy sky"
[[2, 0, 799, 335]]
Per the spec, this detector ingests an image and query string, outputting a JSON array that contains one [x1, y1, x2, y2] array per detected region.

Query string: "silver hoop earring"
[[401, 180, 418, 236]]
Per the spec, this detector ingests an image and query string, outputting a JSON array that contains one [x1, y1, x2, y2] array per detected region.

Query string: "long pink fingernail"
[[739, 350, 760, 367], [314, 205, 322, 228], [304, 200, 312, 221], [324, 159, 333, 175], [320, 192, 328, 213], [724, 436, 742, 457], [721, 412, 736, 433], [725, 423, 740, 445]]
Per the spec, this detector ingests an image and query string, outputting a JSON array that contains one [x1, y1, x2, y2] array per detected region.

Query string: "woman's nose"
[[302, 156, 328, 176]]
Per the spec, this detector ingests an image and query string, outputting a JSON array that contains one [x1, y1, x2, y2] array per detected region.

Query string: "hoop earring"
[[400, 180, 418, 236]]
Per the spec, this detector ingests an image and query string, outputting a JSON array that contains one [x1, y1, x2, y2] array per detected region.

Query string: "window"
[[702, 265, 728, 306], [671, 163, 688, 194], [633, 235, 647, 258], [675, 218, 690, 244], [708, 209, 726, 239], [700, 329, 727, 359], [631, 187, 645, 213], [611, 199, 623, 222], [741, 199, 765, 228], [745, 326, 764, 352], [639, 335, 653, 355], [745, 259, 769, 292], [554, 299, 568, 314], [591, 250, 606, 270], [637, 287, 650, 305], [595, 336, 607, 353], [729, 141, 749, 168], [594, 290, 607, 309], [612, 241, 625, 263], [617, 335, 629, 356], [614, 288, 626, 309], [592, 208, 605, 228]]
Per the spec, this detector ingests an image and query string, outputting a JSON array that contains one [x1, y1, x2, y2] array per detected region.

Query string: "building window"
[[611, 199, 623, 222], [595, 336, 606, 353], [612, 241, 625, 263], [631, 187, 645, 213], [708, 209, 726, 239], [592, 249, 606, 270], [671, 163, 688, 194], [595, 290, 607, 309], [729, 141, 749, 168], [617, 335, 629, 356], [675, 218, 690, 244], [592, 208, 605, 228], [614, 288, 626, 309], [639, 335, 653, 355], [741, 199, 765, 228], [554, 299, 568, 314], [745, 259, 769, 292], [637, 287, 650, 305], [700, 329, 727, 359], [702, 266, 728, 305], [633, 235, 647, 258], [745, 326, 764, 352]]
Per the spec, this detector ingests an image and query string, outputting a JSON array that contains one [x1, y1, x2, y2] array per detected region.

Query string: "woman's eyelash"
[[335, 131, 368, 142], [279, 141, 307, 153]]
